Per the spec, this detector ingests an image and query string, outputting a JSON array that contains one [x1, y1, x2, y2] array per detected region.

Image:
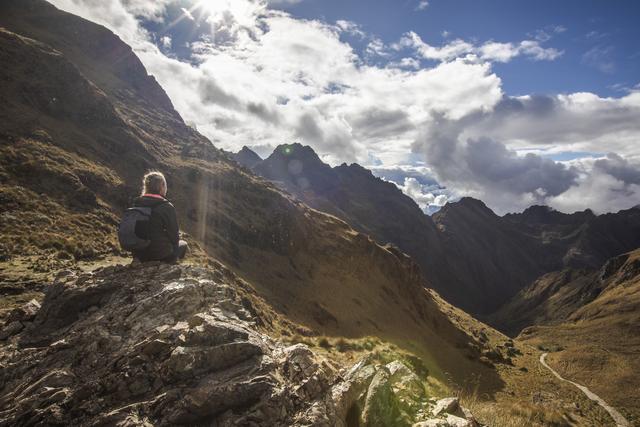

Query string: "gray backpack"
[[118, 207, 153, 251]]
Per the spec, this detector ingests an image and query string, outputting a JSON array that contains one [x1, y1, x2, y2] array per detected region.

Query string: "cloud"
[[547, 163, 640, 214], [529, 25, 566, 43], [371, 165, 451, 214], [159, 35, 172, 49], [399, 177, 449, 213], [593, 153, 640, 185], [387, 57, 421, 70], [365, 38, 389, 57], [582, 45, 616, 73], [335, 20, 366, 38], [415, 1, 429, 11], [180, 7, 195, 21], [396, 31, 562, 63], [48, 0, 639, 215], [409, 93, 640, 213], [267, 0, 304, 5]]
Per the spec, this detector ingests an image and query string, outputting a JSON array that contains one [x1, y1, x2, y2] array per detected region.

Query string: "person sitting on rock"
[[131, 171, 188, 263]]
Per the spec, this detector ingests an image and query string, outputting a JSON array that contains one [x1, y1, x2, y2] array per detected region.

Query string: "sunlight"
[[193, 0, 265, 29]]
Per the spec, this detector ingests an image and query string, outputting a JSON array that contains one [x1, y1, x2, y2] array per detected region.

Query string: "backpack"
[[118, 207, 154, 251]]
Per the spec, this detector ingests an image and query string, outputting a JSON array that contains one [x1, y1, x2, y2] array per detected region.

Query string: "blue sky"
[[276, 0, 640, 97], [50, 0, 640, 214]]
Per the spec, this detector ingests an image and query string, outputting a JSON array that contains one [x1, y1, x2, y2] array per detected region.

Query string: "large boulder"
[[361, 367, 405, 427], [0, 263, 342, 425]]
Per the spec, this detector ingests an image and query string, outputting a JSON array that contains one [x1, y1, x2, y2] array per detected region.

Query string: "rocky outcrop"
[[0, 262, 481, 426]]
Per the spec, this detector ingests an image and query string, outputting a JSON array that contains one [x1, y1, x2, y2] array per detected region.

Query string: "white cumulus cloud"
[[48, 0, 640, 215]]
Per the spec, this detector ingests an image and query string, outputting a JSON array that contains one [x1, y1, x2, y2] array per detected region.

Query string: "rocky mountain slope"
[[0, 261, 488, 426], [251, 143, 449, 288], [233, 146, 263, 170]]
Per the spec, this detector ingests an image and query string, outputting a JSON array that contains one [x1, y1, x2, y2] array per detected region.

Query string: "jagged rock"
[[413, 420, 449, 427], [328, 357, 377, 422], [446, 413, 475, 427], [458, 406, 479, 426], [0, 263, 340, 425], [6, 299, 41, 323], [0, 262, 445, 426], [432, 397, 459, 416], [386, 360, 426, 415], [360, 367, 405, 427], [0, 320, 24, 340]]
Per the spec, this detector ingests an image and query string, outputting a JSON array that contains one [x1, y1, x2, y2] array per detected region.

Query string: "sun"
[[192, 0, 264, 28]]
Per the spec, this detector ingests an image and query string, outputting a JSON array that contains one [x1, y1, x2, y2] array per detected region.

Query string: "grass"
[[461, 394, 570, 427]]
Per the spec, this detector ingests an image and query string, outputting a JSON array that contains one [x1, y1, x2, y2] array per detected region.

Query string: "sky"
[[48, 0, 640, 215]]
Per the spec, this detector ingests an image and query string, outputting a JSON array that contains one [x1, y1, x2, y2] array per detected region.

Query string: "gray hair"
[[141, 171, 167, 195]]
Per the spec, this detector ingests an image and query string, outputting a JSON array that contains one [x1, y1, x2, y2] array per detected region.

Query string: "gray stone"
[[7, 299, 41, 323], [0, 321, 24, 340], [432, 397, 459, 416], [446, 414, 474, 427], [360, 367, 404, 427], [413, 420, 449, 427]]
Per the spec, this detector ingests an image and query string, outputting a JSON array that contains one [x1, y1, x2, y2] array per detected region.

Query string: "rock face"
[[0, 263, 334, 425], [0, 262, 479, 426]]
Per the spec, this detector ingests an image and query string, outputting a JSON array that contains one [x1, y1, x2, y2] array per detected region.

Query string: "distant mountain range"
[[235, 144, 640, 324]]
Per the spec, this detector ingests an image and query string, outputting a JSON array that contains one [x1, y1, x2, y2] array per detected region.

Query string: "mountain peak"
[[270, 143, 322, 164], [233, 146, 262, 169], [505, 204, 596, 225], [439, 197, 495, 217]]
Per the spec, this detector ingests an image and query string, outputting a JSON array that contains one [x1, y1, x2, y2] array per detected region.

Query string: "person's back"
[[129, 171, 187, 263]]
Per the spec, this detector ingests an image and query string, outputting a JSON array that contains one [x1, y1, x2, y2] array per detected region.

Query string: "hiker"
[[119, 171, 188, 263]]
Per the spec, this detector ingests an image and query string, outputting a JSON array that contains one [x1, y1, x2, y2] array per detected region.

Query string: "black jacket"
[[132, 195, 179, 261]]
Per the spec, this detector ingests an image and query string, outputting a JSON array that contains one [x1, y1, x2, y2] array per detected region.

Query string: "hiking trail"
[[540, 353, 630, 427]]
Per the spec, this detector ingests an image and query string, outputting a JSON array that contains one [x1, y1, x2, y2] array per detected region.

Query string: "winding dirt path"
[[540, 353, 630, 427]]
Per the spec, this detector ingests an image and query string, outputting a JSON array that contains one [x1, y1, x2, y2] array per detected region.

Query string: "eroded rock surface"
[[0, 262, 481, 426], [0, 263, 338, 425]]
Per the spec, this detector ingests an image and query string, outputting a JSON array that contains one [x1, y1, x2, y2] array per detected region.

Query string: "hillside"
[[244, 145, 640, 316], [520, 249, 640, 426]]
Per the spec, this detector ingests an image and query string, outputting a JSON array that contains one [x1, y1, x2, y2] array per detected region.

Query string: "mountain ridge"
[[242, 143, 640, 315]]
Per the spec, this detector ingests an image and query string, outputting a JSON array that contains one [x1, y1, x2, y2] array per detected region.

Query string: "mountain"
[[250, 143, 449, 301], [246, 145, 640, 316], [433, 201, 640, 315], [233, 146, 262, 169]]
